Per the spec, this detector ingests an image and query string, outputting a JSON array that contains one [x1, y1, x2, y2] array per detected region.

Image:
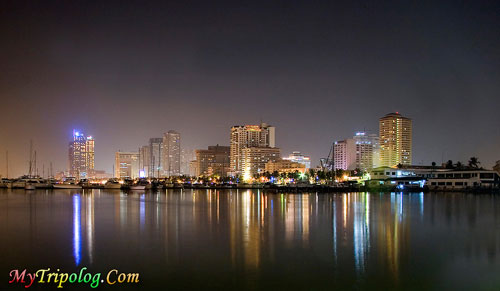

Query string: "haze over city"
[[1, 1, 499, 177]]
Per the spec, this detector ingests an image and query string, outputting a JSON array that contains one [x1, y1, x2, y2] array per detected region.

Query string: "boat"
[[129, 179, 149, 190], [0, 178, 11, 188], [53, 177, 82, 189], [129, 184, 146, 190], [25, 183, 36, 190], [104, 179, 122, 189]]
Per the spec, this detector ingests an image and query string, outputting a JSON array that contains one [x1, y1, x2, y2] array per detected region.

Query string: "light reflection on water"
[[2, 189, 500, 290]]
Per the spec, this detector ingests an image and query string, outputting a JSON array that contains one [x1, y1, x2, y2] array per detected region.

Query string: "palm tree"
[[445, 160, 454, 169], [455, 161, 464, 170], [468, 157, 480, 169]]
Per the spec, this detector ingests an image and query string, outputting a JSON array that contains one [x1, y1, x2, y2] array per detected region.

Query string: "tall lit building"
[[333, 132, 379, 171], [283, 151, 311, 169], [149, 138, 163, 178], [180, 148, 195, 175], [69, 130, 95, 178], [230, 123, 276, 174], [379, 113, 412, 167], [194, 145, 230, 177], [162, 130, 181, 177], [115, 152, 139, 179]]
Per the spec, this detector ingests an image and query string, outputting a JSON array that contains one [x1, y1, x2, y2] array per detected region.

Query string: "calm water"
[[1, 189, 500, 290]]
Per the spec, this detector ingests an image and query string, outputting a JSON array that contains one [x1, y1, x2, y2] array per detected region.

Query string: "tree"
[[468, 157, 480, 169], [308, 168, 316, 179], [397, 163, 403, 169], [455, 161, 464, 170], [445, 160, 454, 169], [431, 162, 436, 167]]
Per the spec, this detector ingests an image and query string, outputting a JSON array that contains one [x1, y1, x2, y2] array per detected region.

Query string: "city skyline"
[[1, 1, 499, 177]]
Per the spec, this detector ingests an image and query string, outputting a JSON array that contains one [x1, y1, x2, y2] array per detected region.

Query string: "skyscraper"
[[149, 138, 163, 178], [162, 130, 181, 177], [379, 112, 412, 167], [230, 123, 276, 175], [69, 130, 94, 178]]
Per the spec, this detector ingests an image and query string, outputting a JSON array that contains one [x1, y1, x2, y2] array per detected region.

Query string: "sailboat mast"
[[28, 140, 33, 178], [34, 151, 37, 177], [6, 150, 8, 179]]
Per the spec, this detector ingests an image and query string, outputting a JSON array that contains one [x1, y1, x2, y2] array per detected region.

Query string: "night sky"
[[1, 0, 499, 177]]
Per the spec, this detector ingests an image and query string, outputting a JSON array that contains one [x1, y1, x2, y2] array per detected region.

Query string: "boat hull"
[[129, 185, 146, 190], [25, 184, 36, 190], [53, 184, 82, 189]]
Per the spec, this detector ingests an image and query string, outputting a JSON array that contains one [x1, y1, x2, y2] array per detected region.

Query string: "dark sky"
[[1, 0, 499, 177]]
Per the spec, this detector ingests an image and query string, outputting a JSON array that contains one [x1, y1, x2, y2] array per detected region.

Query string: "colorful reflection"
[[73, 194, 81, 266]]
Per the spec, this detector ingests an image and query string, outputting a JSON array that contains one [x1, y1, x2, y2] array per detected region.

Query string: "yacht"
[[104, 179, 122, 189], [129, 179, 149, 190], [0, 178, 11, 188], [53, 177, 82, 189]]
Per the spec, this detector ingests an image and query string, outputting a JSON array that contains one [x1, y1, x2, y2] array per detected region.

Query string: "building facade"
[[283, 151, 311, 169], [230, 123, 276, 174], [379, 112, 412, 167], [149, 138, 163, 178], [333, 132, 379, 171], [265, 159, 306, 174], [194, 145, 230, 177], [241, 147, 281, 178], [69, 130, 95, 179], [139, 145, 150, 178], [162, 130, 181, 177], [115, 152, 139, 179]]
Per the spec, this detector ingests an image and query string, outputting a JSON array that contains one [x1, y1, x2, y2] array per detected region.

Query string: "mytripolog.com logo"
[[9, 267, 139, 288]]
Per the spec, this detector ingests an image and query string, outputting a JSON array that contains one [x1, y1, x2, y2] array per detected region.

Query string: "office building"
[[333, 132, 379, 171], [265, 159, 306, 174], [241, 147, 281, 178], [69, 130, 95, 179], [115, 152, 139, 179], [194, 145, 230, 177], [379, 112, 412, 167], [149, 138, 163, 178], [283, 151, 311, 169], [139, 145, 150, 178]]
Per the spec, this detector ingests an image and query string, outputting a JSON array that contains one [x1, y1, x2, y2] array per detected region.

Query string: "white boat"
[[11, 179, 27, 188], [129, 185, 146, 190], [104, 179, 122, 189], [53, 177, 82, 189], [25, 183, 36, 190]]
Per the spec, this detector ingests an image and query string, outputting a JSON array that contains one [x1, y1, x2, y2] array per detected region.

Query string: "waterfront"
[[1, 189, 500, 290]]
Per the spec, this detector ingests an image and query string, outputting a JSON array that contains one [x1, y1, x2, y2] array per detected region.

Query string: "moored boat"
[[53, 177, 82, 189], [104, 179, 122, 189]]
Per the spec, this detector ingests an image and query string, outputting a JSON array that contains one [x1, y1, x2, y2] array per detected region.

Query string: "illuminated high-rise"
[[149, 138, 163, 178], [230, 123, 275, 175], [379, 112, 412, 167], [162, 130, 181, 177], [68, 130, 95, 178]]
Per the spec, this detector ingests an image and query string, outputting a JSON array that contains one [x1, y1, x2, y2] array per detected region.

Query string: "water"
[[1, 189, 500, 290]]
